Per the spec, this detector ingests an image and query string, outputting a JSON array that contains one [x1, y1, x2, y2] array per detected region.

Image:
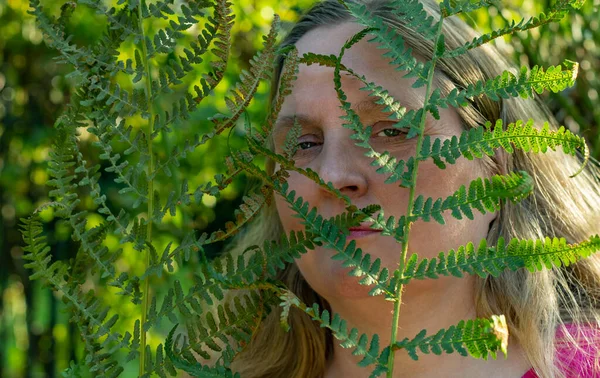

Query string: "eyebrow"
[[272, 97, 394, 140]]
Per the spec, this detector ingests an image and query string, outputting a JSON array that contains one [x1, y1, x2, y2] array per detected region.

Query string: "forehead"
[[294, 21, 396, 75], [274, 22, 427, 132]]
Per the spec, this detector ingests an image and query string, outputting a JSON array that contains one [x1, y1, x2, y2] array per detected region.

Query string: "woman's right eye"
[[297, 141, 319, 150]]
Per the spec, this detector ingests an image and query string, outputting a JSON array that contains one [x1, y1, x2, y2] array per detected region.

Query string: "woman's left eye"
[[375, 127, 405, 138]]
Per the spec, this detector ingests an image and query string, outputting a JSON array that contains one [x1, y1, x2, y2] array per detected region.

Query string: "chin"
[[321, 261, 377, 299]]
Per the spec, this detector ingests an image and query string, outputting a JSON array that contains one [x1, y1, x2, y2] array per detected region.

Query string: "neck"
[[323, 278, 531, 378]]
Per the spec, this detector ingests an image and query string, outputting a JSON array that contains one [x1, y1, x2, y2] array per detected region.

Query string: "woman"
[[221, 0, 600, 376]]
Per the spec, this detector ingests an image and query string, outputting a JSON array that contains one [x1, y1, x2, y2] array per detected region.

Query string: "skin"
[[272, 22, 531, 377]]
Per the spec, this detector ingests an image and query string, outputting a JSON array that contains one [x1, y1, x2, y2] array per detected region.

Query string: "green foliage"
[[393, 315, 509, 360], [342, 1, 430, 87], [21, 214, 128, 377], [281, 291, 387, 373], [439, 0, 499, 18], [410, 171, 534, 224], [400, 235, 600, 283], [443, 0, 586, 58], [418, 119, 588, 175], [430, 60, 578, 113], [15, 0, 600, 377]]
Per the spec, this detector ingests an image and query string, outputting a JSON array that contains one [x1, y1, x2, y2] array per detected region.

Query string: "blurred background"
[[0, 0, 598, 376]]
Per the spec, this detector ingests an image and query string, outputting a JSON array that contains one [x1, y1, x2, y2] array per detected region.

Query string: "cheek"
[[273, 172, 311, 233], [409, 159, 495, 257], [274, 195, 295, 233]]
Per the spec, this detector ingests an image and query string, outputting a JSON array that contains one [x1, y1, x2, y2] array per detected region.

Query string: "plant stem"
[[386, 19, 445, 378], [138, 1, 155, 375]]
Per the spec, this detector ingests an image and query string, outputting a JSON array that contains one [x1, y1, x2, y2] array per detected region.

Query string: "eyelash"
[[296, 125, 406, 151]]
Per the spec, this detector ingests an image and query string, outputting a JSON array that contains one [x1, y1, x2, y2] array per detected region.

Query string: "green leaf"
[[410, 171, 534, 224], [401, 235, 600, 284], [433, 61, 579, 106], [444, 0, 585, 58], [439, 0, 499, 18], [395, 315, 509, 360], [418, 119, 589, 177]]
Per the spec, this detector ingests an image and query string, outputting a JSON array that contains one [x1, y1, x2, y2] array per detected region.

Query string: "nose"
[[314, 131, 369, 200]]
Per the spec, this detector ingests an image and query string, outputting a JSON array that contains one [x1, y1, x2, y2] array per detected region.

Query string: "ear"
[[486, 209, 499, 233], [477, 155, 501, 232]]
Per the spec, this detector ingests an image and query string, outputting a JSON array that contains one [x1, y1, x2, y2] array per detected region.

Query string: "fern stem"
[[137, 1, 155, 374], [386, 19, 445, 378]]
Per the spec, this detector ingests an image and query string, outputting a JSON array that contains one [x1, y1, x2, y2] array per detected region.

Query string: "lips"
[[348, 223, 382, 232], [347, 224, 382, 239]]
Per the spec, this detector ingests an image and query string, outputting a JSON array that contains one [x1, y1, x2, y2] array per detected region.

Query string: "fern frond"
[[330, 30, 420, 188], [185, 291, 273, 363], [74, 135, 131, 238], [165, 326, 240, 378], [145, 342, 177, 378], [281, 116, 302, 161], [150, 10, 218, 103], [272, 181, 396, 299], [49, 115, 141, 302], [443, 0, 585, 58], [299, 51, 350, 72], [299, 49, 422, 139], [22, 214, 127, 376], [153, 292, 261, 375], [47, 124, 129, 284], [191, 0, 233, 104], [20, 214, 67, 284], [142, 0, 179, 20], [144, 231, 303, 331], [88, 127, 149, 207], [393, 315, 508, 360], [162, 290, 275, 376], [209, 190, 269, 242], [148, 0, 231, 127], [274, 178, 405, 245], [188, 165, 243, 207], [84, 80, 149, 119], [439, 0, 498, 18], [418, 119, 589, 177], [144, 271, 228, 331], [410, 171, 533, 224], [21, 217, 114, 330], [401, 235, 600, 284], [388, 0, 439, 40], [343, 1, 428, 84], [243, 138, 356, 209], [259, 46, 300, 140], [151, 129, 216, 179], [432, 61, 578, 108], [279, 290, 387, 371], [213, 14, 280, 135], [75, 302, 127, 378], [28, 0, 94, 79], [78, 0, 142, 42], [247, 229, 322, 278]]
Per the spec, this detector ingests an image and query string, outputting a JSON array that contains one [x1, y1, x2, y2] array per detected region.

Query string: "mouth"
[[347, 224, 382, 240]]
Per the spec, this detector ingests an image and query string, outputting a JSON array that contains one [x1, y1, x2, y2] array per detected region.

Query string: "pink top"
[[520, 323, 599, 378]]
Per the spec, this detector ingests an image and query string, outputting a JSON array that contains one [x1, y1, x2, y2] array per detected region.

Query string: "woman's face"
[[272, 22, 497, 300]]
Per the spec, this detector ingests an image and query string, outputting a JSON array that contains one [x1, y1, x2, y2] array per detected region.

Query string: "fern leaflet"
[[411, 171, 533, 224], [401, 235, 600, 284], [443, 0, 585, 58], [431, 61, 578, 108], [439, 0, 499, 18], [418, 119, 589, 177], [393, 315, 508, 360]]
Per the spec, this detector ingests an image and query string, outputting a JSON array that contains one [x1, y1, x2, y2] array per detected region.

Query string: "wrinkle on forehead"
[[294, 22, 390, 77]]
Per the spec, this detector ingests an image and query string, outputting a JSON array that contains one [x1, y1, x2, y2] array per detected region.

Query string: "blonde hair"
[[221, 1, 600, 377]]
